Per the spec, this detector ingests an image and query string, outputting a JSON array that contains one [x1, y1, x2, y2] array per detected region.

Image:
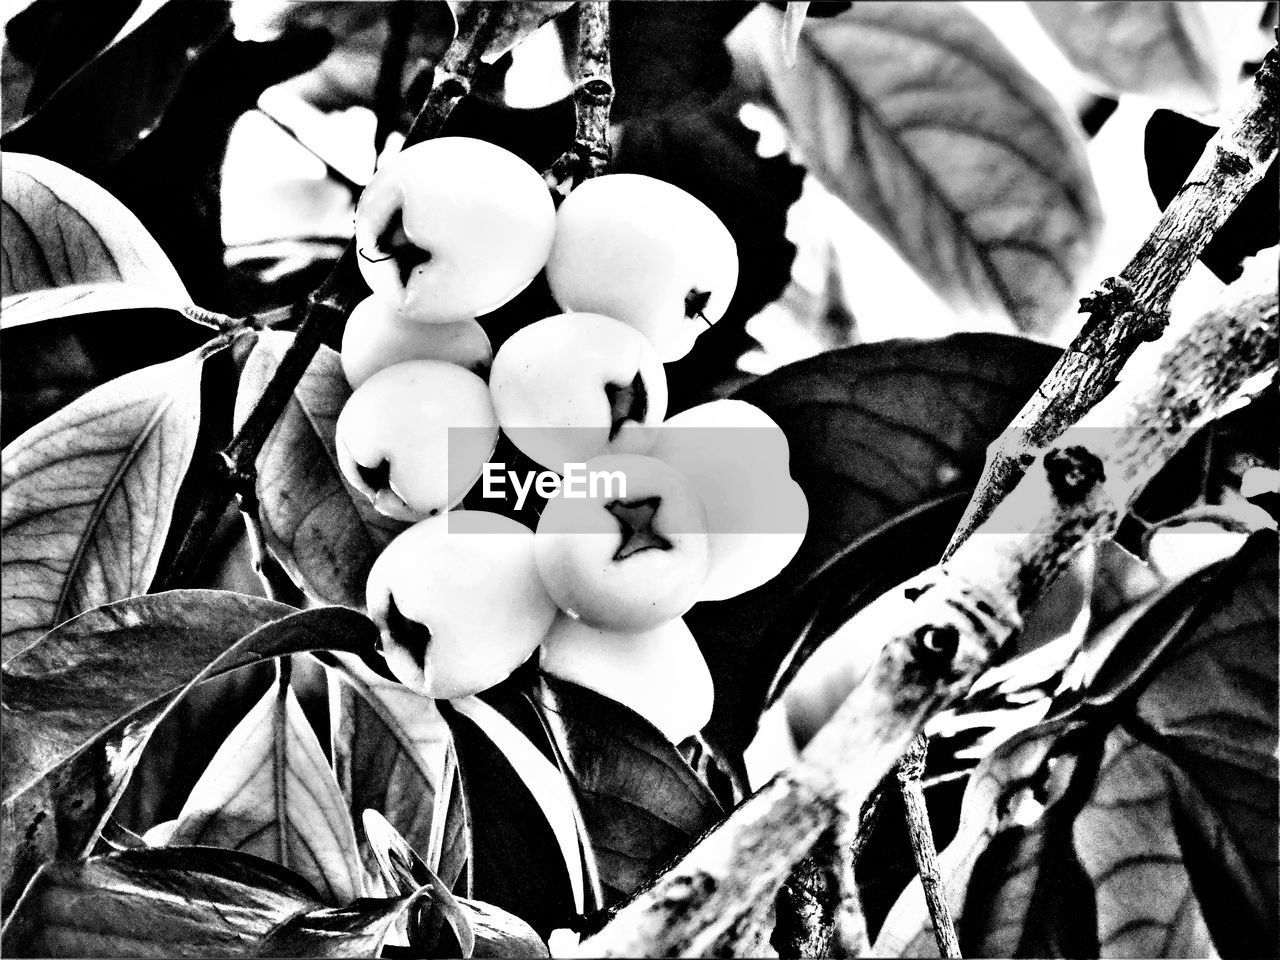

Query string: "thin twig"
[[896, 737, 960, 958], [546, 1, 613, 195], [158, 3, 505, 590], [945, 41, 1278, 554]]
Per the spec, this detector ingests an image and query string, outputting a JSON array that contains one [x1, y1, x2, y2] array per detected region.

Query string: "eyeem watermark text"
[[482, 462, 627, 510]]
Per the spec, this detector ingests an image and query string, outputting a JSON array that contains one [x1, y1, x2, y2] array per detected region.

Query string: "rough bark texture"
[[946, 44, 1278, 555], [581, 254, 1278, 957], [896, 738, 959, 958]]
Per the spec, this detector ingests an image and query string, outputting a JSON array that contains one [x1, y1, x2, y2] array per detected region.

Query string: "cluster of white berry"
[[335, 137, 807, 742]]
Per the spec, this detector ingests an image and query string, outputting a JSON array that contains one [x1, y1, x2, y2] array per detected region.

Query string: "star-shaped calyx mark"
[[360, 209, 432, 286], [606, 496, 673, 561], [383, 594, 433, 674], [604, 372, 648, 441], [356, 458, 392, 495], [685, 288, 713, 328]]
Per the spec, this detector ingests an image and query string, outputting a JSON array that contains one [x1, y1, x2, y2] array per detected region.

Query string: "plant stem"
[[946, 41, 1279, 555], [547, 1, 613, 193], [581, 255, 1277, 956], [896, 736, 960, 958], [159, 3, 504, 590]]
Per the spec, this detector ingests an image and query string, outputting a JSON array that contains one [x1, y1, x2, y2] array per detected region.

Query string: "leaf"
[[478, 1, 573, 64], [327, 653, 464, 888], [687, 334, 1059, 754], [0, 283, 190, 330], [233, 331, 405, 608], [0, 846, 424, 958], [533, 675, 723, 904], [1, 152, 186, 300], [1, 348, 208, 658], [0, 3, 231, 167], [730, 3, 1102, 332], [168, 674, 364, 906], [1145, 109, 1279, 283], [1028, 1, 1262, 115], [439, 696, 580, 938], [738, 333, 1060, 581], [1, 593, 378, 902]]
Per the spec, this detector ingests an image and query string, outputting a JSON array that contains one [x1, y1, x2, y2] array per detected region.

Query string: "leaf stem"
[[158, 3, 504, 589]]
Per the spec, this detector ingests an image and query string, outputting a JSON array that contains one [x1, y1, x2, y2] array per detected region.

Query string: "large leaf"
[[533, 675, 723, 904], [687, 334, 1059, 753], [0, 846, 424, 958], [0, 152, 186, 300], [1028, 1, 1263, 116], [326, 653, 464, 888], [233, 331, 405, 608], [1, 346, 209, 658], [0, 3, 231, 167], [1, 593, 379, 904], [169, 673, 365, 906], [875, 534, 1277, 956], [439, 696, 580, 939], [729, 3, 1101, 332]]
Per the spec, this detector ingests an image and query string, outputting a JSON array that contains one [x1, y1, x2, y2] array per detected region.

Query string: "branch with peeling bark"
[[580, 253, 1277, 956], [946, 43, 1278, 554]]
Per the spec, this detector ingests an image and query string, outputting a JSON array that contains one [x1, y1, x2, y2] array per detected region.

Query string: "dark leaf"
[[1, 151, 186, 299], [1, 347, 211, 657], [731, 3, 1102, 332], [168, 674, 364, 905], [439, 696, 580, 939], [534, 674, 723, 904], [1028, 1, 1258, 115], [688, 334, 1059, 754], [233, 332, 406, 608], [1145, 109, 1278, 282], [605, 2, 754, 121], [615, 94, 806, 408], [0, 846, 422, 958], [1, 594, 378, 902], [1, 3, 230, 166]]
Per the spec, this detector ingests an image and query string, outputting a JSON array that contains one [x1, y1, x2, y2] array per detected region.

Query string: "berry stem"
[[547, 1, 614, 193], [159, 3, 506, 589]]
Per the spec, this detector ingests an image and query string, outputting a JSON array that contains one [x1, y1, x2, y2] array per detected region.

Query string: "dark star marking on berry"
[[604, 372, 648, 441], [685, 288, 713, 328], [356, 458, 392, 495], [606, 496, 673, 561], [384, 595, 432, 676], [359, 209, 433, 287]]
